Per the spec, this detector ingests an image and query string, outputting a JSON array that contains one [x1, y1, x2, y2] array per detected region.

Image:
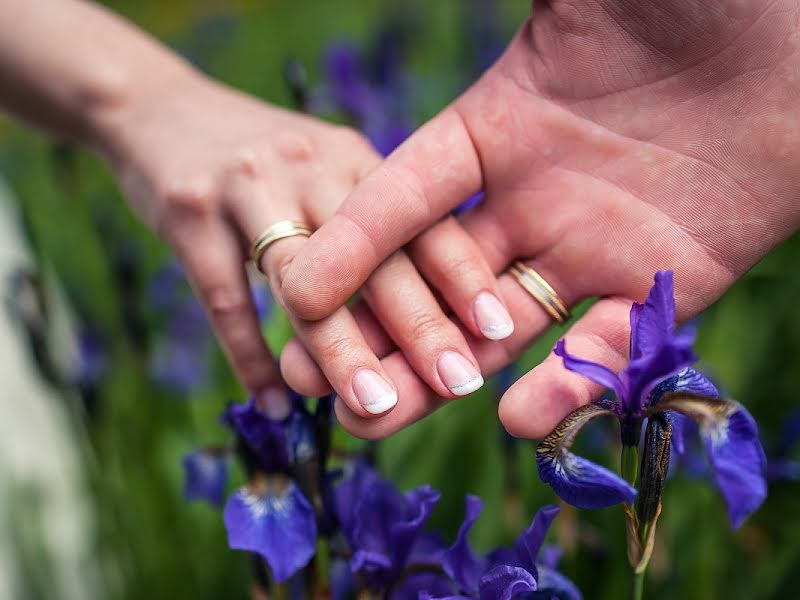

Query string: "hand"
[[99, 72, 502, 418], [277, 0, 800, 437]]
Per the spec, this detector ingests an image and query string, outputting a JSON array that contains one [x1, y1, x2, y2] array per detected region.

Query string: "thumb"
[[280, 105, 483, 320]]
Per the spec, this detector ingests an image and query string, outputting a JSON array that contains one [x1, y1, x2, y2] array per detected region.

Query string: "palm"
[[458, 0, 799, 316], [282, 0, 800, 440]]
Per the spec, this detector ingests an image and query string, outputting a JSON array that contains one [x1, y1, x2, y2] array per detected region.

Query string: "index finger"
[[279, 106, 483, 320]]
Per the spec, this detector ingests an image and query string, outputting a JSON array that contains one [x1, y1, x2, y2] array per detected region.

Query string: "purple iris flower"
[[182, 449, 229, 506], [427, 496, 581, 600], [220, 397, 318, 583], [333, 461, 451, 597], [536, 271, 767, 528]]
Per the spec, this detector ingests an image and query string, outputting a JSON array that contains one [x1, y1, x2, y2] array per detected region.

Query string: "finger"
[[227, 171, 400, 418], [361, 251, 484, 398], [170, 218, 290, 418], [280, 302, 391, 397], [407, 215, 514, 341], [281, 106, 483, 320], [498, 296, 633, 439], [334, 261, 582, 439]]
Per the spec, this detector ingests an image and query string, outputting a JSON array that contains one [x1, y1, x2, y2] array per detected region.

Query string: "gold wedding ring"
[[508, 261, 570, 323], [251, 220, 313, 268]]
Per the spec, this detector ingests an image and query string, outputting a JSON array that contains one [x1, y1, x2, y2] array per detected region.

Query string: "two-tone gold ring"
[[251, 220, 313, 270], [507, 261, 571, 323]]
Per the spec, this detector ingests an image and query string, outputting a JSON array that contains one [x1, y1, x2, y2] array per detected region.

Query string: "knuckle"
[[404, 308, 448, 344], [162, 178, 215, 223], [228, 146, 269, 179], [274, 130, 317, 163], [439, 252, 483, 286], [316, 334, 360, 366], [204, 287, 252, 323]]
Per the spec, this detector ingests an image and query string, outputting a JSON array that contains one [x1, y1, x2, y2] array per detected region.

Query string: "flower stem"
[[631, 570, 645, 600]]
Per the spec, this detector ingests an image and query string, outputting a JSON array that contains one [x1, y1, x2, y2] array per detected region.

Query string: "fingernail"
[[437, 351, 484, 396], [474, 291, 514, 340], [352, 368, 398, 415], [256, 387, 292, 420]]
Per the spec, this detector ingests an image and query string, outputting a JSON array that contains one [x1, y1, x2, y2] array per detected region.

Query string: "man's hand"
[[278, 0, 800, 438]]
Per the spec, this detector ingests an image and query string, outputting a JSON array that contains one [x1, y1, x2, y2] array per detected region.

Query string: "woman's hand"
[[277, 0, 800, 437], [97, 71, 505, 418]]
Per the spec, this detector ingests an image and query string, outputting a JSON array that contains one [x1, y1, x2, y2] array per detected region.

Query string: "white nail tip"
[[448, 375, 485, 396], [362, 392, 399, 414], [480, 322, 515, 340]]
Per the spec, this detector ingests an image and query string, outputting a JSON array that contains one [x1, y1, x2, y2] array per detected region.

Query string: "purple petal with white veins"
[[537, 403, 637, 509], [223, 475, 317, 582], [553, 340, 626, 404], [653, 393, 767, 528], [478, 565, 537, 600]]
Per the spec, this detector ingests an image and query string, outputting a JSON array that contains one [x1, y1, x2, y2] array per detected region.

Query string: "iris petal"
[[630, 271, 675, 359], [553, 340, 626, 403], [390, 485, 442, 567], [512, 505, 560, 574], [182, 449, 228, 506], [478, 565, 537, 600], [537, 403, 637, 509], [653, 393, 767, 528], [534, 564, 584, 600], [223, 475, 317, 582], [442, 495, 486, 595]]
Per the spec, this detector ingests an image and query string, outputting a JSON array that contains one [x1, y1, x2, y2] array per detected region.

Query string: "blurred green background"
[[0, 1, 798, 599]]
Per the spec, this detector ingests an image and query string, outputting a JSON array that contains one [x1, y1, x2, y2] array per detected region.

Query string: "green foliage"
[[0, 1, 797, 598]]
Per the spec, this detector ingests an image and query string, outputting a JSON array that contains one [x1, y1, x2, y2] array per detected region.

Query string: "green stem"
[[631, 569, 645, 600]]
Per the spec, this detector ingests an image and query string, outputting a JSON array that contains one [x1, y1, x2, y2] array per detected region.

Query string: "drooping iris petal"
[[653, 393, 767, 528], [223, 475, 317, 582], [537, 403, 637, 509], [553, 340, 626, 403], [442, 495, 486, 594], [533, 564, 584, 600], [478, 565, 537, 600], [182, 449, 229, 506]]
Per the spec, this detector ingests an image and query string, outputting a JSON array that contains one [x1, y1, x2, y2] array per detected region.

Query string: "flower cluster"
[[184, 394, 581, 598]]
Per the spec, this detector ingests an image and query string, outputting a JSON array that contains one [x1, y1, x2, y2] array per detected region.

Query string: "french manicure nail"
[[352, 368, 398, 414], [474, 291, 514, 340], [437, 351, 484, 396], [256, 387, 292, 420]]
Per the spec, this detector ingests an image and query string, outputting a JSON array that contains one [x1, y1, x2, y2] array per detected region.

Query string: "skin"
[[0, 0, 506, 419], [278, 0, 800, 438]]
